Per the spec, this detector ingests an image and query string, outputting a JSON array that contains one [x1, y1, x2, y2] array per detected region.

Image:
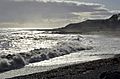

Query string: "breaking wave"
[[0, 30, 93, 72]]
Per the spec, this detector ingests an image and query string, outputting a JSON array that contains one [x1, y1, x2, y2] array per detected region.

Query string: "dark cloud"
[[0, 1, 111, 22], [0, 0, 117, 28]]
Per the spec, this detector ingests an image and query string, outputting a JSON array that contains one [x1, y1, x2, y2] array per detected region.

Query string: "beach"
[[0, 34, 120, 79]]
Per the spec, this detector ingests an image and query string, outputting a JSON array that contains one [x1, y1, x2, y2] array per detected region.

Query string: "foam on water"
[[0, 29, 90, 54]]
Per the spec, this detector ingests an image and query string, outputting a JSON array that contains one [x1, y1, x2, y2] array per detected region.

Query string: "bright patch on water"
[[0, 29, 90, 55]]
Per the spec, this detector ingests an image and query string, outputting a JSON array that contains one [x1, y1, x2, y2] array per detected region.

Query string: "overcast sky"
[[0, 0, 119, 28]]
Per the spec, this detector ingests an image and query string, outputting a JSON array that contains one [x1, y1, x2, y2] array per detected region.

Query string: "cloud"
[[0, 0, 118, 28]]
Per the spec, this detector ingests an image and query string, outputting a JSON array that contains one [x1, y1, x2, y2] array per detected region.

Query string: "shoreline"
[[8, 55, 120, 79], [0, 34, 119, 79]]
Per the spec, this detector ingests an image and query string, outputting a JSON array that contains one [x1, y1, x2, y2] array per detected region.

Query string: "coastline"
[[0, 34, 120, 79], [7, 55, 120, 79]]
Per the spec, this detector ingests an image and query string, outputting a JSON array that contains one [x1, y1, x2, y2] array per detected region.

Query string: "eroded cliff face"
[[57, 14, 120, 33]]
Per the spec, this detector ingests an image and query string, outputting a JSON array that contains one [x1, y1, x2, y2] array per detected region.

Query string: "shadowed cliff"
[[55, 14, 120, 34]]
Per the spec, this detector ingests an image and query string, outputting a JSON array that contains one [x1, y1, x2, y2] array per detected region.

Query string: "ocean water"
[[0, 28, 94, 72], [0, 28, 120, 58], [0, 28, 93, 70], [0, 29, 45, 54], [0, 29, 120, 78], [0, 28, 90, 55]]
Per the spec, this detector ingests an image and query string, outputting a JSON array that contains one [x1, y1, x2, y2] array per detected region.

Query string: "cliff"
[[56, 14, 120, 33]]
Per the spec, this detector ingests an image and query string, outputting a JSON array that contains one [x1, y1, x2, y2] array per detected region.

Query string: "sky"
[[0, 0, 120, 28]]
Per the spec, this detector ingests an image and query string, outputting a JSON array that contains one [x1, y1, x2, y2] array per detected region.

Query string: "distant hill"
[[55, 13, 120, 34]]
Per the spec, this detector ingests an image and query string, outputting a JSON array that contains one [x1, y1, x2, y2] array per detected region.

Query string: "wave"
[[0, 30, 93, 72]]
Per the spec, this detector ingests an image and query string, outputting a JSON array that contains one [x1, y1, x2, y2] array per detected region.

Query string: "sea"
[[0, 28, 90, 55], [0, 28, 120, 78]]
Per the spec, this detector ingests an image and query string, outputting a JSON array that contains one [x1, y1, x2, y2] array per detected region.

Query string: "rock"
[[100, 71, 120, 79]]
